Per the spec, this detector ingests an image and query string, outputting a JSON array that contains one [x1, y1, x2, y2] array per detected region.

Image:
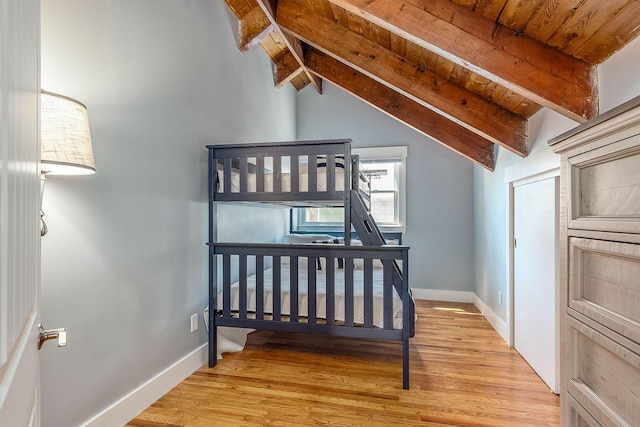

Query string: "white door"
[[513, 177, 558, 392], [0, 0, 42, 425]]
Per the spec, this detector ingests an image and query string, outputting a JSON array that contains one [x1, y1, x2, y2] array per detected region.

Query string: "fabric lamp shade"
[[40, 90, 95, 175]]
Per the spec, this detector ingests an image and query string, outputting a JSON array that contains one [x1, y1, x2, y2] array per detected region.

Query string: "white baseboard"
[[472, 294, 510, 345], [82, 344, 207, 427], [411, 288, 474, 303]]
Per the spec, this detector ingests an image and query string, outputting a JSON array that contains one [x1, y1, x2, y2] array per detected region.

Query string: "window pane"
[[305, 207, 342, 223], [370, 192, 396, 223], [361, 161, 396, 192]]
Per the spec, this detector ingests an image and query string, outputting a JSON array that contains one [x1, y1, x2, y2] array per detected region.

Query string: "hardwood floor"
[[127, 300, 559, 426]]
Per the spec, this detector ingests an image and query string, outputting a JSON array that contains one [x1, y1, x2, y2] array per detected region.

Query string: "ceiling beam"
[[277, 0, 527, 156], [327, 0, 598, 122], [304, 47, 496, 170], [255, 0, 322, 94], [238, 6, 274, 54], [273, 52, 303, 89]]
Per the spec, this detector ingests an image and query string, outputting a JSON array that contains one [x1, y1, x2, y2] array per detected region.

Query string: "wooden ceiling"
[[223, 0, 640, 170]]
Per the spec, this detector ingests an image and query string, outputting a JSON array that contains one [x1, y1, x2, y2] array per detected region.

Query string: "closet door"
[[514, 177, 558, 392], [0, 0, 41, 424]]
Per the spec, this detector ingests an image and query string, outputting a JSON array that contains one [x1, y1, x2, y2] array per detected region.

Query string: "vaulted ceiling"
[[223, 0, 640, 170]]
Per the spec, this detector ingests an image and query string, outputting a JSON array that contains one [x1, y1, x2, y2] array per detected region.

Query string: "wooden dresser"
[[549, 96, 640, 426]]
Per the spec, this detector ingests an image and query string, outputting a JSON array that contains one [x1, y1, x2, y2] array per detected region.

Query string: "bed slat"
[[344, 260, 354, 327], [239, 255, 247, 319], [223, 158, 232, 194], [273, 256, 281, 321], [364, 259, 374, 328], [256, 256, 264, 320], [291, 155, 299, 193], [290, 257, 299, 322], [273, 155, 282, 192], [223, 255, 231, 318], [308, 259, 317, 325], [239, 158, 248, 193], [256, 156, 265, 193], [309, 155, 317, 193], [326, 258, 335, 326]]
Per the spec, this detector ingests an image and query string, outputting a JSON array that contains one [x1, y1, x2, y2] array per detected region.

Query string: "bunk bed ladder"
[[349, 189, 385, 246], [350, 190, 415, 337], [351, 189, 415, 388]]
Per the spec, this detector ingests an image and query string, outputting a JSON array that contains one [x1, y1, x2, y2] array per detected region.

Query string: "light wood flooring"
[[127, 300, 559, 426]]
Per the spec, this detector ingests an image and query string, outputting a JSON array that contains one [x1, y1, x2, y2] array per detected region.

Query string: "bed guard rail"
[[207, 242, 413, 336], [207, 139, 371, 206]]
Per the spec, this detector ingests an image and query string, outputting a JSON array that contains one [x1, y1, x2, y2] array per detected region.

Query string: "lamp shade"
[[41, 90, 95, 175]]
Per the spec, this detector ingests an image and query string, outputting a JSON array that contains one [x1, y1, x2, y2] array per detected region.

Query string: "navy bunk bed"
[[206, 139, 415, 389]]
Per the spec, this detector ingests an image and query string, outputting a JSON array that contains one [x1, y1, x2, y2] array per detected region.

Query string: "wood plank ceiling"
[[224, 0, 640, 170]]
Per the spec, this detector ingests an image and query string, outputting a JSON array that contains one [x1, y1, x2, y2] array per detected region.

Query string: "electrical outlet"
[[190, 313, 198, 332], [498, 291, 503, 305]]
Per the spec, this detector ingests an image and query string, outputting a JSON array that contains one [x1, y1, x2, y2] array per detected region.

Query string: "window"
[[294, 146, 407, 233]]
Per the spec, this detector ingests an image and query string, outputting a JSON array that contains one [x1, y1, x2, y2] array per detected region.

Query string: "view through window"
[[295, 146, 407, 233]]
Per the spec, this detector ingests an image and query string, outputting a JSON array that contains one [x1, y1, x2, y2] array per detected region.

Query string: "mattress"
[[216, 265, 404, 330]]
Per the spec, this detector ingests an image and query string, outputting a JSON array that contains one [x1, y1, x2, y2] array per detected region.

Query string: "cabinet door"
[[569, 237, 640, 345], [567, 136, 640, 234], [567, 317, 640, 427]]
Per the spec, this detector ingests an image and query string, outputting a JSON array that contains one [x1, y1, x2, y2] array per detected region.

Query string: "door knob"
[[38, 324, 67, 350]]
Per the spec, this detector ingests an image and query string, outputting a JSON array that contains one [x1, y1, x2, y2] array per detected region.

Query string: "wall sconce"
[[40, 90, 95, 236]]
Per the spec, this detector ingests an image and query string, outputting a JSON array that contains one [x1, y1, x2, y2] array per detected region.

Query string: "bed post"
[[402, 247, 410, 390], [208, 146, 218, 368], [344, 141, 351, 245]]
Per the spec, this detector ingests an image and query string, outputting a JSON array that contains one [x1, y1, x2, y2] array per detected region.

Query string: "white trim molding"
[[411, 288, 474, 303], [504, 147, 560, 185], [504, 147, 561, 348], [472, 294, 509, 344], [82, 344, 207, 427]]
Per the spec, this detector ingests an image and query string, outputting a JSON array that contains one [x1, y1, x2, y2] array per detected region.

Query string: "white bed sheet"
[[217, 266, 404, 329]]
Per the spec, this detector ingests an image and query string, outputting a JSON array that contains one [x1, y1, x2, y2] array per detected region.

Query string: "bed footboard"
[[207, 242, 414, 389]]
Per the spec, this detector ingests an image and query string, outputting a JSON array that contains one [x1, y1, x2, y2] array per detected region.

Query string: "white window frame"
[[293, 146, 407, 234]]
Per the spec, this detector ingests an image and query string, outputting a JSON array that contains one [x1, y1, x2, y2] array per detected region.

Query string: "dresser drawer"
[[567, 317, 640, 427], [567, 393, 600, 427], [567, 136, 640, 234], [569, 237, 640, 345]]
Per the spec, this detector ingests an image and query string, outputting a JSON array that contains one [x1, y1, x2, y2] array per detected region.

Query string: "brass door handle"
[[38, 324, 67, 349]]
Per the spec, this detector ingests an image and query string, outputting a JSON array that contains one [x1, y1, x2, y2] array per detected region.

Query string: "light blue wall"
[[40, 2, 294, 426], [297, 83, 476, 293], [473, 36, 640, 323]]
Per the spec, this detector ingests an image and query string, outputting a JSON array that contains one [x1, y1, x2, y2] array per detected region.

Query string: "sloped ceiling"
[[223, 0, 640, 170]]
